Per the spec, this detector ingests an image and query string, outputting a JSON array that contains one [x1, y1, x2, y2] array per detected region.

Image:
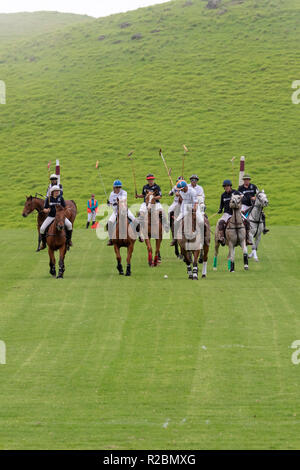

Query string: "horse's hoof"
[[125, 272, 131, 276], [244, 265, 249, 270], [56, 275, 63, 279], [230, 270, 235, 273], [119, 271, 124, 275], [254, 258, 259, 262], [202, 274, 206, 278], [193, 276, 198, 280], [213, 267, 217, 271]]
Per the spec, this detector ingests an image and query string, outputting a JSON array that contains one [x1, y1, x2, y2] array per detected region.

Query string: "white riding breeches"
[[40, 216, 72, 234], [218, 213, 232, 224], [108, 209, 136, 224], [87, 211, 96, 222], [139, 202, 163, 214], [242, 204, 251, 212]]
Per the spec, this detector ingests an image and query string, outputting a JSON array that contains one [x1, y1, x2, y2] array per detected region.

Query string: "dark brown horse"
[[22, 196, 77, 251], [46, 203, 77, 279], [142, 191, 163, 267], [177, 210, 210, 279], [112, 197, 136, 276]]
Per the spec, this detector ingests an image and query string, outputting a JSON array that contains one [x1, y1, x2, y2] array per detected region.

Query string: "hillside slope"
[[0, 0, 299, 228], [0, 11, 93, 42]]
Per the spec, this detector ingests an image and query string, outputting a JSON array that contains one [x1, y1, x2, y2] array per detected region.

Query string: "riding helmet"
[[146, 174, 155, 180], [176, 176, 184, 182], [113, 180, 122, 187], [190, 174, 199, 181], [242, 174, 251, 180], [50, 174, 58, 180], [176, 180, 188, 190], [223, 179, 232, 187], [50, 185, 60, 193]]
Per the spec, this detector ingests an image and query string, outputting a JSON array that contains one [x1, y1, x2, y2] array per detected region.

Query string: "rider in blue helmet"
[[107, 179, 141, 245]]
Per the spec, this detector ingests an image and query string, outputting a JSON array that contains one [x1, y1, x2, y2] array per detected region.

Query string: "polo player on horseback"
[[172, 180, 202, 245], [238, 174, 269, 234], [135, 173, 169, 236], [107, 180, 140, 246], [39, 185, 73, 250], [217, 179, 252, 246]]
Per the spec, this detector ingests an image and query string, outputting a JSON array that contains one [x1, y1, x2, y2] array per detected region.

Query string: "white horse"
[[214, 193, 249, 273], [248, 190, 269, 262]]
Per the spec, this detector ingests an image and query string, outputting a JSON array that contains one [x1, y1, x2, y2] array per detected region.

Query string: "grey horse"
[[214, 193, 249, 273], [248, 190, 269, 262]]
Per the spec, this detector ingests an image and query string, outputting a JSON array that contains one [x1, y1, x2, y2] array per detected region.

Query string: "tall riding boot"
[[262, 212, 269, 234], [86, 222, 90, 229], [218, 220, 226, 246], [107, 222, 114, 245], [39, 233, 47, 250], [169, 212, 176, 246], [66, 230, 73, 249]]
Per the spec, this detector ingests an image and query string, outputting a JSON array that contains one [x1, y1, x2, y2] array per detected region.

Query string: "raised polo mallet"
[[159, 148, 174, 189], [128, 150, 137, 196], [96, 160, 108, 200], [182, 145, 188, 178]]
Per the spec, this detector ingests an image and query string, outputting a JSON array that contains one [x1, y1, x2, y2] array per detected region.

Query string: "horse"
[[22, 195, 77, 251], [111, 197, 136, 276], [177, 199, 210, 279], [247, 190, 269, 262], [141, 191, 163, 267], [214, 193, 248, 273], [46, 204, 76, 278]]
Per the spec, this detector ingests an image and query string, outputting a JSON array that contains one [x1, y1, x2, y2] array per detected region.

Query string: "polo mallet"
[[128, 150, 138, 196], [182, 145, 188, 178], [96, 161, 108, 200], [159, 148, 174, 189]]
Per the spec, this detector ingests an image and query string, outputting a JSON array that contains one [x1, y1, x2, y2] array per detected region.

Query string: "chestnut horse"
[[142, 191, 163, 267], [112, 197, 136, 276], [46, 203, 77, 278], [22, 195, 77, 251]]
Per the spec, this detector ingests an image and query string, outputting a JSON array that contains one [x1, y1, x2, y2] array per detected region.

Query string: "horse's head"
[[256, 190, 269, 208], [117, 196, 128, 217], [145, 190, 156, 209], [230, 193, 243, 209], [55, 205, 65, 231], [22, 196, 34, 217]]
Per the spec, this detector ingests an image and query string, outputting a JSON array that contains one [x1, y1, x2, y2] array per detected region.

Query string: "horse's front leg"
[[57, 245, 66, 279], [229, 243, 235, 272], [251, 229, 261, 262], [125, 243, 134, 276], [114, 244, 124, 275], [213, 228, 220, 271], [202, 243, 209, 278], [145, 238, 153, 266], [193, 250, 200, 280], [48, 247, 56, 277], [154, 238, 161, 266], [241, 239, 249, 270]]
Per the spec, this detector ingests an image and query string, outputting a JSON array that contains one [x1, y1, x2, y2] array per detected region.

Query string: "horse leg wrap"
[[187, 265, 193, 279], [154, 255, 159, 266], [213, 256, 217, 269], [148, 252, 153, 266], [202, 261, 207, 278], [125, 264, 131, 276], [243, 253, 249, 270], [199, 249, 203, 264], [230, 261, 235, 272], [193, 265, 198, 280], [228, 260, 231, 271]]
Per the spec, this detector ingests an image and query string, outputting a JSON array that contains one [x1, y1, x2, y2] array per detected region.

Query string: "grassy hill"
[[0, 0, 300, 228], [0, 11, 93, 42]]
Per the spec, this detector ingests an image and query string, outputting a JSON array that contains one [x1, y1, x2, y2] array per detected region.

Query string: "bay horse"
[[142, 191, 163, 267], [176, 205, 210, 279], [22, 195, 77, 251], [214, 193, 248, 273], [46, 203, 77, 278], [248, 190, 269, 262], [111, 197, 136, 276]]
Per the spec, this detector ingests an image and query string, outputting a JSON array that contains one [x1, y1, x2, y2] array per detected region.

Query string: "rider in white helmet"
[[39, 185, 72, 250], [46, 174, 63, 198]]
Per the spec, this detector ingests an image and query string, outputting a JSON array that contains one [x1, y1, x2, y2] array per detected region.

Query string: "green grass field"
[[0, 226, 300, 449]]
